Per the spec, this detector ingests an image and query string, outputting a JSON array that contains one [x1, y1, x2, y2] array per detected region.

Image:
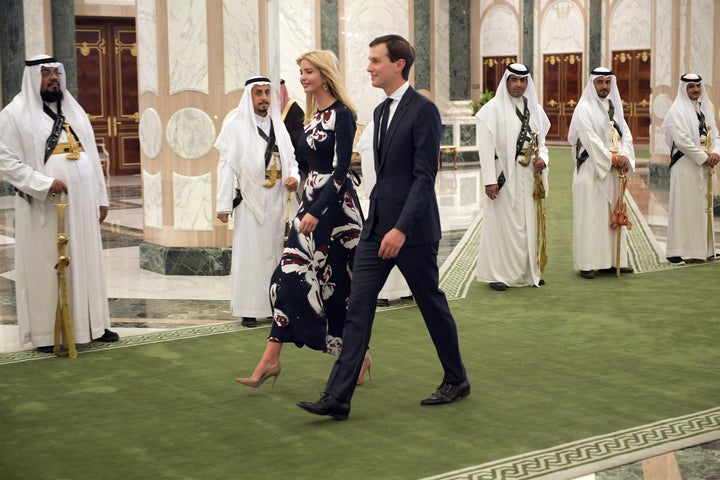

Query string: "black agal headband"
[[26, 57, 58, 66]]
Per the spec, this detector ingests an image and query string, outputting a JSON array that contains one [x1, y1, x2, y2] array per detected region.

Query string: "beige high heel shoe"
[[235, 362, 282, 392], [356, 353, 372, 385]]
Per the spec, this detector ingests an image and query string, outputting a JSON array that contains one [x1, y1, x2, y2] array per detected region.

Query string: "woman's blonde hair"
[[296, 50, 358, 123]]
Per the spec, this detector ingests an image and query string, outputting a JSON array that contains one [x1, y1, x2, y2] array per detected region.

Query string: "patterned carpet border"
[[419, 407, 720, 480], [623, 193, 714, 274], [0, 193, 705, 366], [439, 214, 482, 300], [0, 220, 483, 366], [0, 321, 246, 365]]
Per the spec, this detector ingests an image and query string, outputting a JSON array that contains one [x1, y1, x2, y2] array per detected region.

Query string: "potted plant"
[[471, 90, 495, 115]]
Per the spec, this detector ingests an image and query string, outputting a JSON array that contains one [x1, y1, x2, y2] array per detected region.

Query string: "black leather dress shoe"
[[420, 379, 471, 405], [297, 393, 350, 420], [36, 345, 54, 354], [538, 279, 545, 286], [94, 329, 119, 342], [599, 267, 634, 274], [489, 282, 507, 291], [580, 270, 595, 279], [241, 317, 258, 328], [667, 256, 685, 265]]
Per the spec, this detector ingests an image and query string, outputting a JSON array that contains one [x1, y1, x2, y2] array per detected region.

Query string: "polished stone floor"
[[0, 167, 478, 353], [1, 155, 718, 478]]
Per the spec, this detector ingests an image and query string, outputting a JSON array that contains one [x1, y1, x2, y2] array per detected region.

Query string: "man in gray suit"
[[298, 34, 469, 420]]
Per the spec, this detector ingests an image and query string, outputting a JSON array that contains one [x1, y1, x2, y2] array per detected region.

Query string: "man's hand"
[[705, 153, 720, 168], [485, 184, 499, 200], [285, 177, 299, 192], [533, 157, 546, 173], [49, 179, 67, 195], [378, 228, 406, 259], [99, 206, 108, 223], [615, 154, 630, 173], [217, 213, 229, 224], [299, 212, 318, 234]]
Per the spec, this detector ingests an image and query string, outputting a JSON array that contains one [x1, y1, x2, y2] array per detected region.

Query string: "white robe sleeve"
[[216, 157, 236, 214], [478, 123, 498, 186], [668, 124, 709, 165], [0, 116, 54, 200], [578, 127, 613, 180], [619, 126, 635, 173], [281, 151, 300, 184]]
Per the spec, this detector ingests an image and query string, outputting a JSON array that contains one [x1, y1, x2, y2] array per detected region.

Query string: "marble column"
[[413, 0, 431, 91], [136, 0, 258, 275], [0, 0, 25, 106], [51, 0, 77, 97], [588, 0, 601, 71], [649, 0, 719, 191], [522, 0, 534, 74], [321, 0, 338, 55], [449, 0, 470, 100]]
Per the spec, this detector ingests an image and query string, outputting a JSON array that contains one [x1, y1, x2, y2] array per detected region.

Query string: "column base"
[[0, 180, 15, 197], [139, 242, 231, 276]]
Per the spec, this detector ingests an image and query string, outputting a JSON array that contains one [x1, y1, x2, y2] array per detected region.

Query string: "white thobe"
[[4, 129, 110, 346], [216, 118, 289, 318], [665, 117, 720, 260], [476, 101, 549, 287], [571, 99, 635, 271]]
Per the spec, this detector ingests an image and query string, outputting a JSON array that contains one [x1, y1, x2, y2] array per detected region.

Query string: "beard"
[[41, 89, 64, 103]]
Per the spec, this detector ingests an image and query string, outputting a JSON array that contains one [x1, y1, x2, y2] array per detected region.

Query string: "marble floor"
[[0, 166, 483, 354], [1, 157, 718, 478]]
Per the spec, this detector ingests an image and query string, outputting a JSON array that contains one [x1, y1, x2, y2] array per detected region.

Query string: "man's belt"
[[669, 142, 689, 170], [52, 142, 85, 157], [232, 188, 243, 209], [574, 140, 588, 169]]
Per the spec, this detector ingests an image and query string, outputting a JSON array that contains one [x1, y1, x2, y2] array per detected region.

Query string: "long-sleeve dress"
[[268, 101, 363, 355]]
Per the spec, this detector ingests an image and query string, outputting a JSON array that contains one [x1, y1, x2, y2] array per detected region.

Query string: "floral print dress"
[[268, 101, 362, 355]]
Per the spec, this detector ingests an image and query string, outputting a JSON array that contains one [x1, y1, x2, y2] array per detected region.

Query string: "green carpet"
[[1, 149, 718, 480]]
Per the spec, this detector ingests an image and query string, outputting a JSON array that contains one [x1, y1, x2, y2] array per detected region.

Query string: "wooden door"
[[76, 19, 140, 176], [612, 49, 651, 145], [543, 53, 582, 143], [482, 56, 517, 94]]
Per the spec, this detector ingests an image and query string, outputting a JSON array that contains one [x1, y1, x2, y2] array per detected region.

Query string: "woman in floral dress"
[[236, 50, 367, 390]]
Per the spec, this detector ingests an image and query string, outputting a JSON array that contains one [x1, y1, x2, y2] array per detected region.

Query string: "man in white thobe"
[[568, 67, 635, 279], [474, 63, 550, 291], [215, 77, 299, 327], [661, 73, 720, 264], [0, 55, 117, 352]]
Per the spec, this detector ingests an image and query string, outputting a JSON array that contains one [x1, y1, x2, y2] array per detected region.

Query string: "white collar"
[[386, 81, 410, 102]]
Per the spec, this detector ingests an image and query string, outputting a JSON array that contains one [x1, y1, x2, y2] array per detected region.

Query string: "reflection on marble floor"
[[0, 156, 688, 354], [0, 167, 484, 353]]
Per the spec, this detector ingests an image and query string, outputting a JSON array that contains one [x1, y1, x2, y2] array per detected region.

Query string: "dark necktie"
[[379, 97, 393, 150]]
